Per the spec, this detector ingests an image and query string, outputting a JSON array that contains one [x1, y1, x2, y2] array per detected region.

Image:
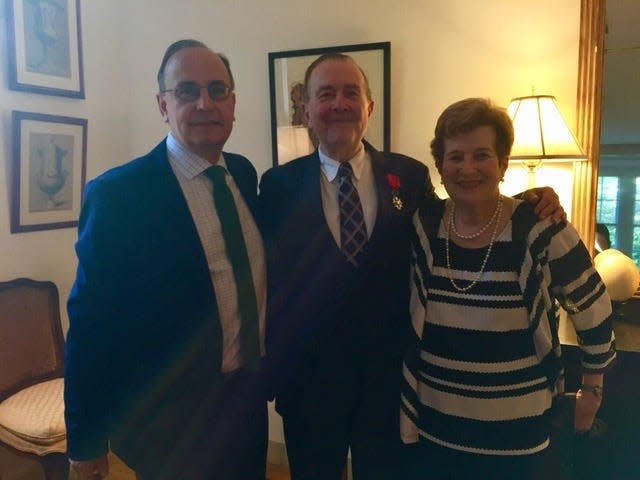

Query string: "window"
[[596, 172, 640, 267]]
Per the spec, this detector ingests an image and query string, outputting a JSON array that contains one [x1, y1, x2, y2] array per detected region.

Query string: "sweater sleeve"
[[546, 221, 617, 372]]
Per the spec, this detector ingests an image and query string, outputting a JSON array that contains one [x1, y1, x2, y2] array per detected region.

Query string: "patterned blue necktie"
[[337, 162, 367, 266]]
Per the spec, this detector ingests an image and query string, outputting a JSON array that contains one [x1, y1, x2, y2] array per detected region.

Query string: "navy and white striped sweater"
[[401, 199, 616, 456]]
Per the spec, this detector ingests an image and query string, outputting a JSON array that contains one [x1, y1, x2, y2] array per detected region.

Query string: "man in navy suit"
[[64, 39, 267, 480], [259, 53, 564, 479]]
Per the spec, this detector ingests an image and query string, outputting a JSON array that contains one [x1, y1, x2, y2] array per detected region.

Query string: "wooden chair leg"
[[41, 453, 69, 480]]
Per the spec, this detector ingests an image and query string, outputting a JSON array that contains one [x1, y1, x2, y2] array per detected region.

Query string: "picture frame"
[[6, 0, 85, 98], [11, 111, 87, 233], [268, 41, 390, 166]]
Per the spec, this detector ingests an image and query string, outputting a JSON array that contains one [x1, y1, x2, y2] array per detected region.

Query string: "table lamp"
[[594, 248, 640, 322]]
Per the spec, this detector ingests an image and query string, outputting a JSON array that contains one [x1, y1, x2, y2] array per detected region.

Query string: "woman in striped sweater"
[[401, 98, 616, 479]]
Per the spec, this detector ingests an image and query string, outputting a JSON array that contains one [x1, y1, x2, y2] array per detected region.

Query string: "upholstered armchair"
[[0, 278, 67, 480]]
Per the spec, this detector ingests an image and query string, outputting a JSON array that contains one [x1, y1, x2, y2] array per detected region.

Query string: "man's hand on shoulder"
[[69, 455, 109, 480], [523, 186, 567, 223]]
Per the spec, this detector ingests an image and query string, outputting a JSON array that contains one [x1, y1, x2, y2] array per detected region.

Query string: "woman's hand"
[[574, 386, 602, 433], [523, 186, 567, 222]]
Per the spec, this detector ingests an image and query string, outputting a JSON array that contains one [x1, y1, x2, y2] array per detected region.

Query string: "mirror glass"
[[595, 0, 640, 266]]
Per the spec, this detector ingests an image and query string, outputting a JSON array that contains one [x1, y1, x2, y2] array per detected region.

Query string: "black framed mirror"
[[267, 42, 390, 166], [594, 0, 640, 267]]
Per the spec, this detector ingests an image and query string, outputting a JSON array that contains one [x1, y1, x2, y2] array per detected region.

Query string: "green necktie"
[[205, 166, 260, 364]]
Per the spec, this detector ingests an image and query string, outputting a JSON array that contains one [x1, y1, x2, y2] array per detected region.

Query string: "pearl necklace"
[[451, 198, 502, 239], [445, 197, 503, 292]]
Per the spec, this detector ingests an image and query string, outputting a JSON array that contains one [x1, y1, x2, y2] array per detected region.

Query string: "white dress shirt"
[[318, 143, 378, 247], [166, 133, 266, 372]]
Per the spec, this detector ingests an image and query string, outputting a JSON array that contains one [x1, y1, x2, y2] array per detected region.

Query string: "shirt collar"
[[167, 133, 228, 179], [319, 142, 366, 183]]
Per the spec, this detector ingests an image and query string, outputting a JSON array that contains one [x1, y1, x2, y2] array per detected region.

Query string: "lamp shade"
[[507, 95, 586, 166]]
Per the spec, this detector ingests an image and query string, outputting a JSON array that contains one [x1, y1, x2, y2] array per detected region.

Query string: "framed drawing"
[[6, 0, 85, 98], [11, 111, 87, 233], [268, 41, 390, 166]]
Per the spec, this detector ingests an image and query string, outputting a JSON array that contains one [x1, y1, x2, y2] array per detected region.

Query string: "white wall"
[[0, 0, 581, 444], [0, 1, 130, 322]]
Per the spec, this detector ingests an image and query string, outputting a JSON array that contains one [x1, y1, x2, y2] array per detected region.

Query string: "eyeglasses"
[[161, 81, 232, 103]]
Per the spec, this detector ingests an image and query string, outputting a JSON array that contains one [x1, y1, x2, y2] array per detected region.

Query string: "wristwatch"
[[579, 384, 603, 397]]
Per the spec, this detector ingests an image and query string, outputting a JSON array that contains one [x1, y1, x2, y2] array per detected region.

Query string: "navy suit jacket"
[[259, 142, 438, 437], [64, 140, 259, 464]]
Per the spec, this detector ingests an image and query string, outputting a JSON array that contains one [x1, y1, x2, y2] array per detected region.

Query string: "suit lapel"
[[367, 143, 400, 245], [299, 153, 333, 235], [148, 140, 213, 281], [302, 153, 325, 217], [148, 142, 196, 223], [225, 154, 258, 217]]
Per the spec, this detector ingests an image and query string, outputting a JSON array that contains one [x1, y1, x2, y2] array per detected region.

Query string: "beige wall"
[[0, 0, 581, 445]]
